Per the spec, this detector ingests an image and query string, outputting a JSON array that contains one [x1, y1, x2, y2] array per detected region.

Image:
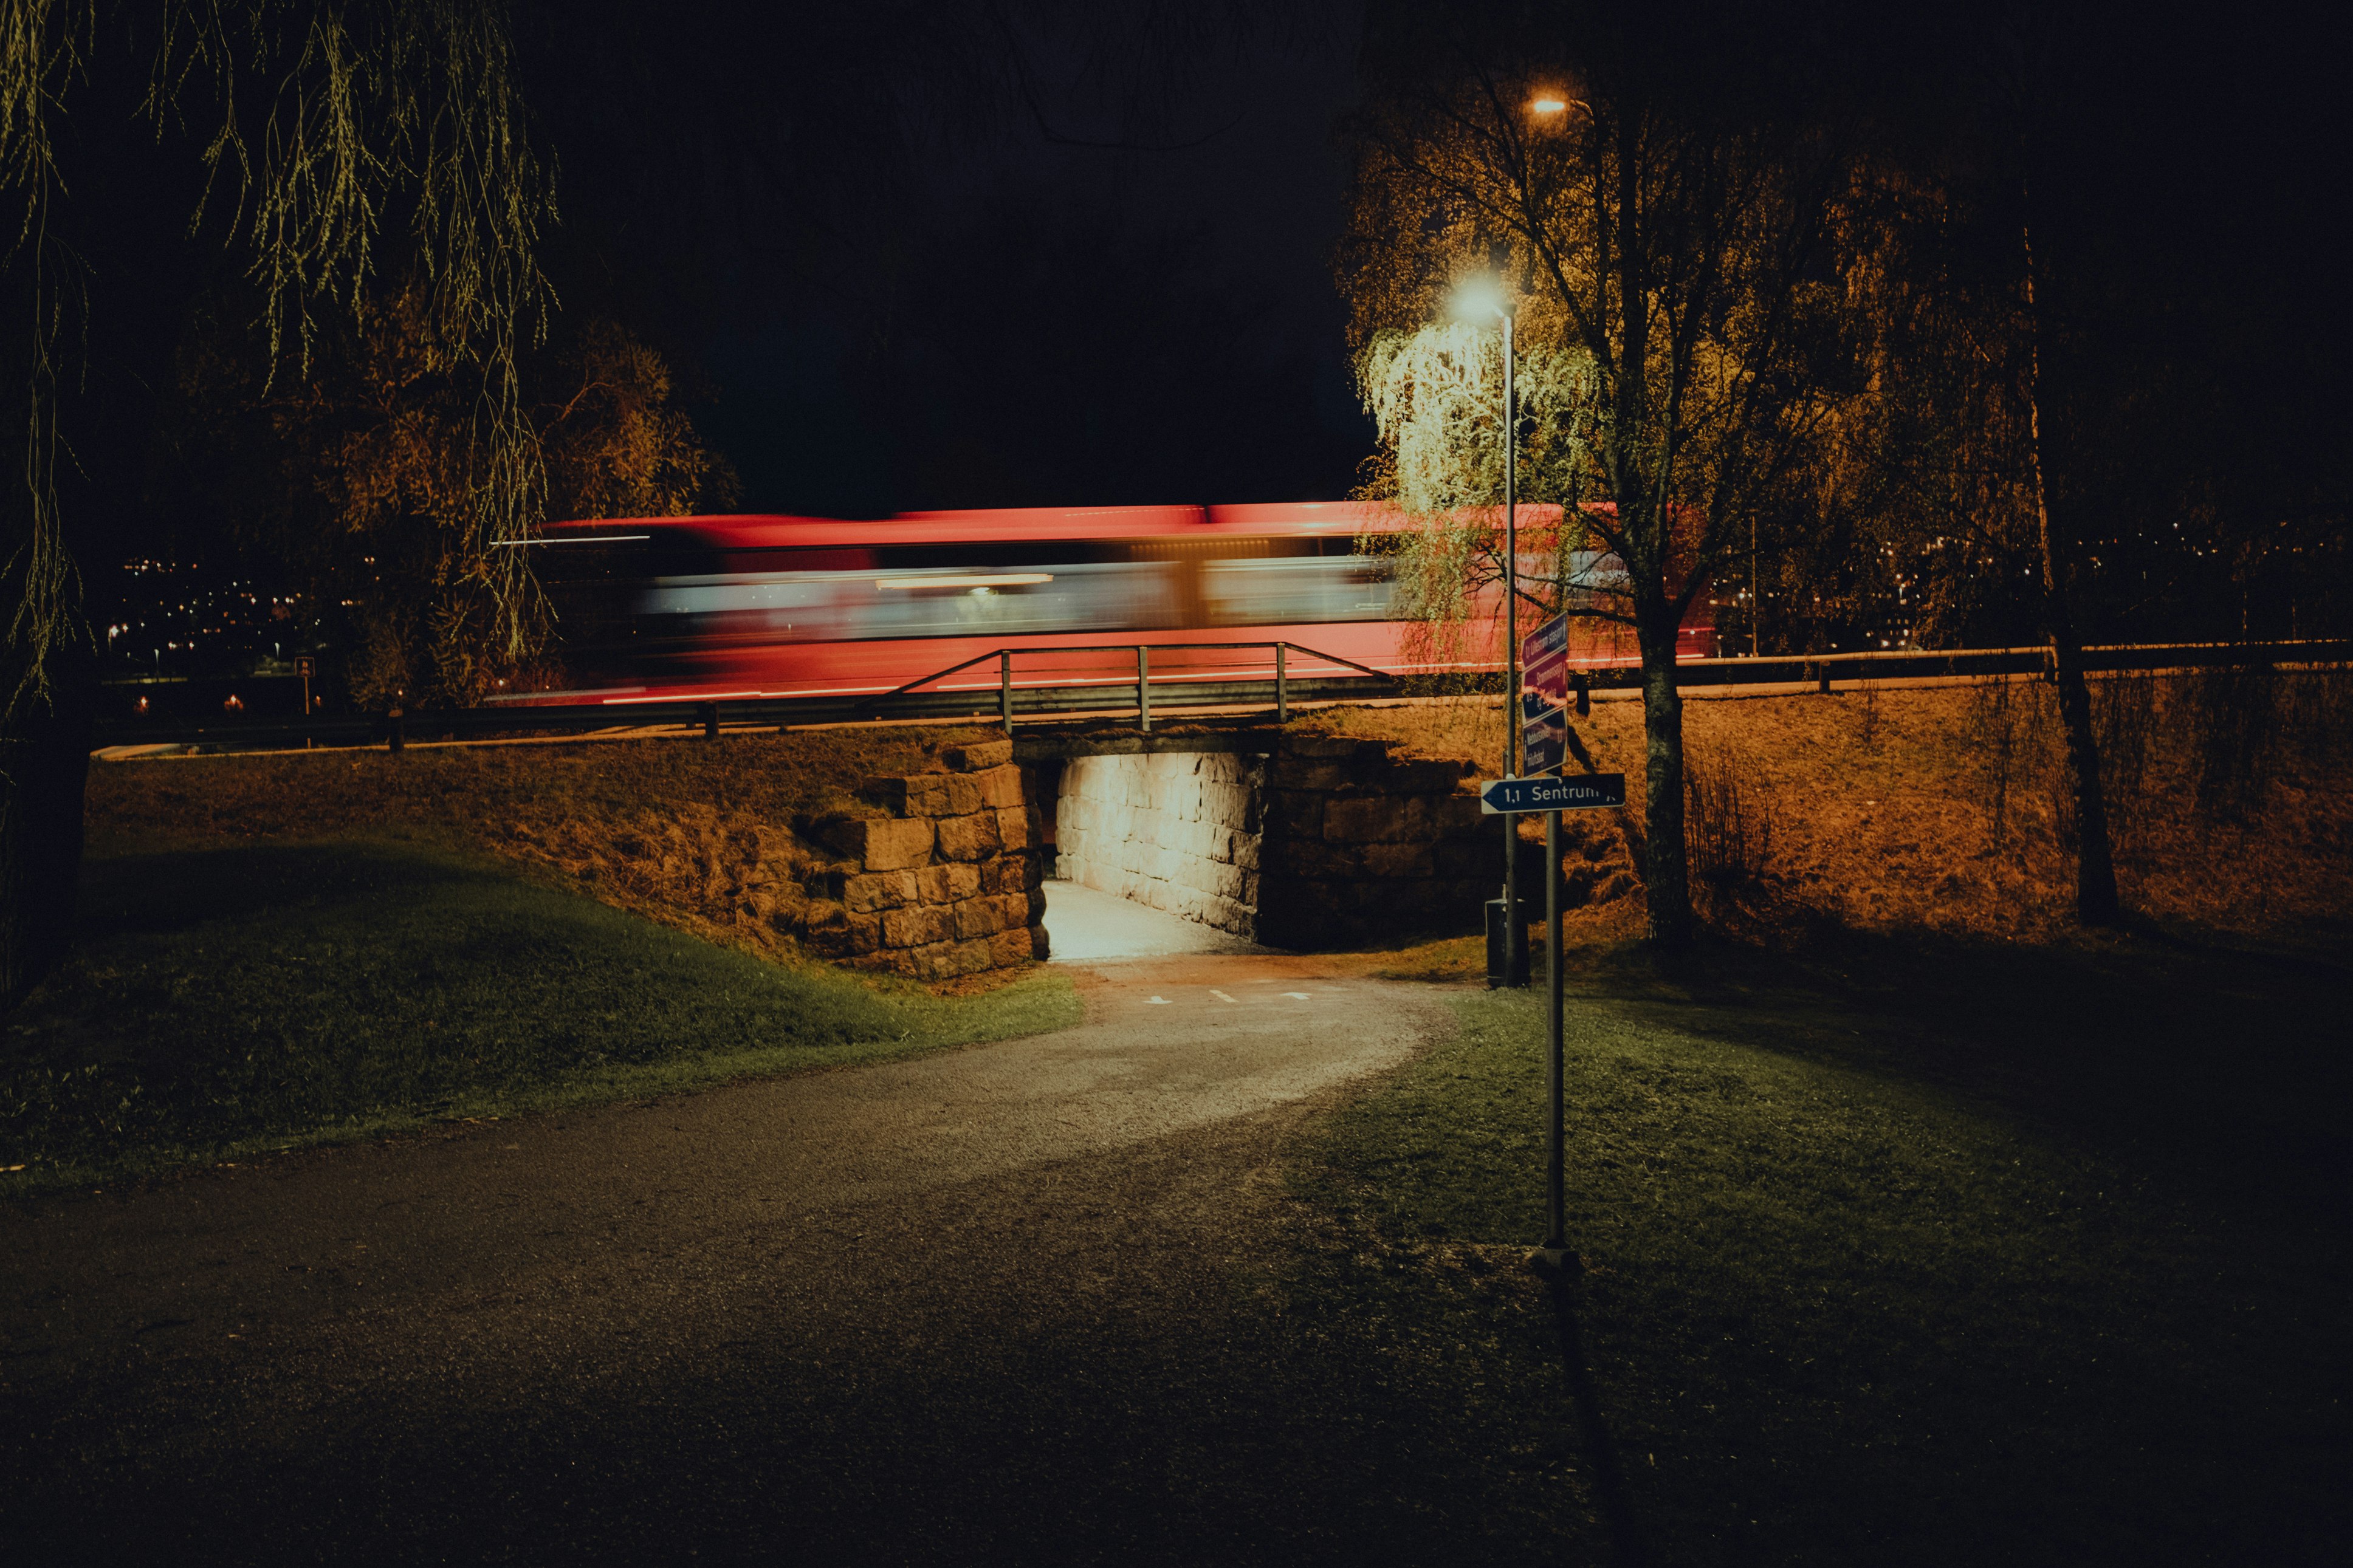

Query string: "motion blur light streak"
[[874, 574, 1056, 590], [517, 502, 1714, 707]]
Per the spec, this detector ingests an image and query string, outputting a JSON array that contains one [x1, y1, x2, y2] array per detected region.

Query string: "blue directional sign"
[[1520, 612, 1572, 710], [1479, 773, 1627, 814], [1523, 706, 1567, 774]]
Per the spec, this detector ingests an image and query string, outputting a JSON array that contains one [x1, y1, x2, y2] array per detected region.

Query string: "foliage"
[[1339, 4, 1896, 945], [170, 290, 735, 707], [0, 0, 552, 716]]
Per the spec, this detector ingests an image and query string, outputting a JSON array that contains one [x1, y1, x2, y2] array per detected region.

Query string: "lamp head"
[[1451, 276, 1511, 323], [1531, 97, 1570, 115]]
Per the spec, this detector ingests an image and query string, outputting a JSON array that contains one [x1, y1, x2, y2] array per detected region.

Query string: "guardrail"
[[857, 640, 1395, 731], [89, 635, 2352, 756]]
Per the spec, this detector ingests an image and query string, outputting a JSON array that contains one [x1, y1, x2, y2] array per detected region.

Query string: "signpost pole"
[[1479, 764, 1620, 1269], [1543, 804, 1568, 1267]]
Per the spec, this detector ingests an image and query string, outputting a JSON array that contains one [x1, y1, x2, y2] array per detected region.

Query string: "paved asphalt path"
[[2, 953, 1459, 1565]]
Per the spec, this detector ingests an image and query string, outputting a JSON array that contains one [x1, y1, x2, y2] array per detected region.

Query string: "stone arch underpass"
[[1012, 728, 1511, 960]]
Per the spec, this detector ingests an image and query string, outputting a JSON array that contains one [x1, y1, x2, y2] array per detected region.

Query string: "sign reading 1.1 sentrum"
[[1480, 773, 1628, 814]]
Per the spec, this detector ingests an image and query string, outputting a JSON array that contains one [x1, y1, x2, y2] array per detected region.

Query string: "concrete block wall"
[[1054, 751, 1265, 937], [1256, 736, 1496, 948], [793, 737, 1050, 980]]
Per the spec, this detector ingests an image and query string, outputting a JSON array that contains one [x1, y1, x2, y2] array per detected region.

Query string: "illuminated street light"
[[1452, 276, 1526, 988], [1531, 97, 1570, 114]]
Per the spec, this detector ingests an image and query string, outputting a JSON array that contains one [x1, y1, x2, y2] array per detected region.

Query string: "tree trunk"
[[1637, 611, 1694, 950], [2020, 218, 2122, 926], [0, 659, 93, 1009]]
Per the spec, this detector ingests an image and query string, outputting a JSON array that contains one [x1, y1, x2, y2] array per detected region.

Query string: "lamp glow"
[[1451, 276, 1510, 322], [1531, 97, 1569, 114]]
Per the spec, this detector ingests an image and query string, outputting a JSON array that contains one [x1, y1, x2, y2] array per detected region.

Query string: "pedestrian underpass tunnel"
[[1018, 732, 1584, 959], [1038, 751, 1266, 960]]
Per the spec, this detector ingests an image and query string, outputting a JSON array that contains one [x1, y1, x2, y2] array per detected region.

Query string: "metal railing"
[[88, 634, 2351, 756], [857, 640, 1396, 731]]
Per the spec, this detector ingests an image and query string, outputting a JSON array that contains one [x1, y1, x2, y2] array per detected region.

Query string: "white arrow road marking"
[[1146, 996, 1172, 1005], [1283, 992, 1312, 1001], [1209, 990, 1237, 1004]]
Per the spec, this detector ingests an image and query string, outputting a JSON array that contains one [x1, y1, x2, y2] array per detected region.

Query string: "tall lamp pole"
[[1457, 279, 1527, 987], [1502, 305, 1523, 986]]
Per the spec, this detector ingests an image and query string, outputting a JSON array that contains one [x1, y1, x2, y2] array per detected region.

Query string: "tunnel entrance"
[[1054, 751, 1265, 937], [1016, 728, 1516, 958], [1025, 749, 1266, 959]]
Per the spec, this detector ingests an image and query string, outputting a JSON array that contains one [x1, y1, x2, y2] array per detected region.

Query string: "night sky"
[[529, 4, 1373, 520], [78, 1, 2353, 570]]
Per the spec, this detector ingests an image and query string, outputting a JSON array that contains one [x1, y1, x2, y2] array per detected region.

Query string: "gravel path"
[[1, 953, 1456, 1564]]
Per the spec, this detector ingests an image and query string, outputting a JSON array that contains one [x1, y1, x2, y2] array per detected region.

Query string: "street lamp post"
[[1458, 279, 1527, 988]]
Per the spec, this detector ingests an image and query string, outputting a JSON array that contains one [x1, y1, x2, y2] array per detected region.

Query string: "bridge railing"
[[856, 640, 1398, 731], [88, 635, 2353, 756]]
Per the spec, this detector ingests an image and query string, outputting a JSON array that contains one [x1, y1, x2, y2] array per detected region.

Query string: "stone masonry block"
[[1282, 734, 1387, 759], [1283, 839, 1361, 878], [1415, 793, 1488, 840], [941, 738, 1013, 772], [980, 855, 1025, 895], [1270, 790, 1324, 834], [842, 869, 919, 913], [915, 861, 983, 903], [1360, 841, 1437, 880], [1025, 885, 1049, 923], [858, 773, 952, 817], [994, 805, 1032, 850], [857, 817, 936, 871], [935, 812, 1002, 862], [1388, 759, 1477, 792], [945, 773, 988, 815], [1324, 795, 1408, 843], [973, 764, 1025, 809], [836, 911, 883, 955], [988, 926, 1036, 968], [881, 903, 955, 948], [953, 896, 1012, 940], [1269, 759, 1358, 792]]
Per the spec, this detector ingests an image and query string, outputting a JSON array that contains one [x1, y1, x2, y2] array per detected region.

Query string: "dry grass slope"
[[1305, 669, 2353, 948]]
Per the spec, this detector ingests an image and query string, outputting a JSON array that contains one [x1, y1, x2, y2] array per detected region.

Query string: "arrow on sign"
[[1479, 773, 1627, 813]]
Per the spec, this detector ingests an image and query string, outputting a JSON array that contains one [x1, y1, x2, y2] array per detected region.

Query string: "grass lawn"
[[0, 834, 1079, 1192], [1286, 928, 2352, 1565]]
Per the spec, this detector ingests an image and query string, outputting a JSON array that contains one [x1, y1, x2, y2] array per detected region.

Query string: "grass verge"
[[1, 834, 1079, 1193], [1285, 928, 2352, 1566]]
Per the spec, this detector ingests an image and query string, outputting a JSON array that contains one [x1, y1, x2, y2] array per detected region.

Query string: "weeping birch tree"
[[0, 0, 552, 1004], [1339, 1, 1886, 948], [1354, 319, 1598, 651]]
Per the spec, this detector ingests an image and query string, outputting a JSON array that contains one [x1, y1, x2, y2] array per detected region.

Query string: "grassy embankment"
[[2, 727, 1076, 1193], [1308, 669, 2353, 949], [1266, 673, 2352, 1563]]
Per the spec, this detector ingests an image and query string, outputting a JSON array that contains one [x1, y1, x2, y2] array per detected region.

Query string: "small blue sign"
[[1479, 773, 1627, 814], [1523, 707, 1565, 774]]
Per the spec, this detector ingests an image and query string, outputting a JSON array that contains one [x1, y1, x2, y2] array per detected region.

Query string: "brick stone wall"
[[1053, 751, 1263, 937], [793, 738, 1049, 979], [1256, 736, 1497, 948]]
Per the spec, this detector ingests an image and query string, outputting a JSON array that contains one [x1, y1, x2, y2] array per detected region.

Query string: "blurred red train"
[[513, 501, 1715, 707]]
